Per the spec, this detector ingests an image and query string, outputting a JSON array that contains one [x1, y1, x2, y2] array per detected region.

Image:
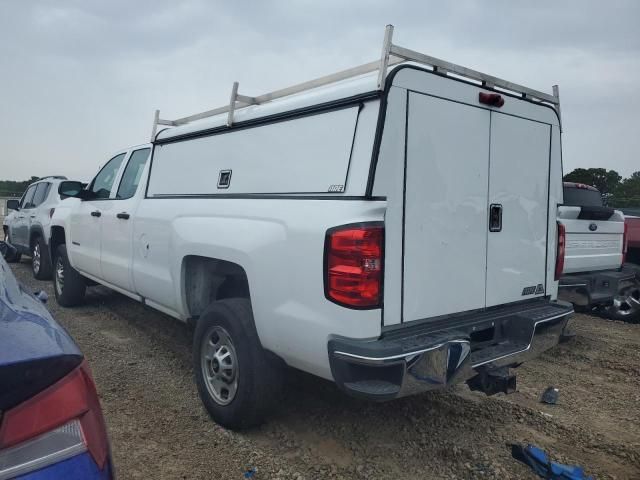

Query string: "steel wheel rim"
[[55, 257, 65, 296], [201, 326, 238, 406], [32, 243, 41, 273], [607, 286, 640, 318]]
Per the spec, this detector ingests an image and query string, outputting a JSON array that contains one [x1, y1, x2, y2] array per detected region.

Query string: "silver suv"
[[3, 176, 71, 279]]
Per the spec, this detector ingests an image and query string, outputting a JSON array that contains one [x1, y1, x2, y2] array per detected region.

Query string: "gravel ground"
[[10, 259, 640, 479]]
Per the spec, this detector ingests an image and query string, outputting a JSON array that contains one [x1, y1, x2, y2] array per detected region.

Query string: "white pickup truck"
[[50, 27, 573, 429], [557, 182, 634, 313]]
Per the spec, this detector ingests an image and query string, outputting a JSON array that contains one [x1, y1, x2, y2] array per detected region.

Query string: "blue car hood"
[[0, 256, 82, 410]]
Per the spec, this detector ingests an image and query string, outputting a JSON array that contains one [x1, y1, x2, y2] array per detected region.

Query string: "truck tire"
[[193, 298, 283, 430], [53, 244, 86, 307], [31, 235, 52, 280], [601, 266, 640, 323], [5, 232, 21, 263]]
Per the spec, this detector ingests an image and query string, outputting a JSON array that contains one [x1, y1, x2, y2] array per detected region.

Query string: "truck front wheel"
[[193, 298, 283, 429], [53, 244, 86, 306]]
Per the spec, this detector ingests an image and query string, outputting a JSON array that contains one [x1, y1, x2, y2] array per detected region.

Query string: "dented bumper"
[[328, 300, 573, 400]]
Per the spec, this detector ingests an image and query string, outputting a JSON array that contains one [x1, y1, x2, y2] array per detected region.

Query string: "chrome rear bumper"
[[328, 300, 573, 400], [558, 270, 636, 308]]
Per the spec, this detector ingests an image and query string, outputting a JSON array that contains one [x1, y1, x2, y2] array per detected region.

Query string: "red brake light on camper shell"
[[555, 222, 566, 281], [324, 224, 383, 308], [479, 92, 505, 107], [0, 361, 110, 470], [622, 222, 629, 265]]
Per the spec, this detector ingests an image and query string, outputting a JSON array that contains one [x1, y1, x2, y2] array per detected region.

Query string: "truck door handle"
[[116, 212, 130, 220], [30, 215, 36, 218], [489, 204, 502, 232], [91, 210, 102, 217]]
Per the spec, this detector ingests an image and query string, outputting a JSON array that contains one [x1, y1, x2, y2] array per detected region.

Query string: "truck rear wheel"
[[53, 244, 86, 307], [193, 298, 283, 429], [32, 236, 52, 280]]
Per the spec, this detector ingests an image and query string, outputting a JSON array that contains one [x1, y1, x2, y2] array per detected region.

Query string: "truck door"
[[100, 147, 150, 293], [485, 113, 550, 306], [69, 153, 126, 279], [403, 92, 491, 321]]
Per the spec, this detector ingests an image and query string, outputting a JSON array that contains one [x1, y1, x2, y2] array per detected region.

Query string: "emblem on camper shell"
[[589, 223, 598, 231], [522, 284, 545, 296]]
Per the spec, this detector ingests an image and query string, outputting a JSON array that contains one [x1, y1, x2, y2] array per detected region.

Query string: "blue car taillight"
[[0, 361, 111, 479], [0, 420, 85, 479]]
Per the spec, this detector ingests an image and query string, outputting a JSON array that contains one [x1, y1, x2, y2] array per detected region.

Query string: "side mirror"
[[6, 199, 20, 211], [58, 181, 86, 199]]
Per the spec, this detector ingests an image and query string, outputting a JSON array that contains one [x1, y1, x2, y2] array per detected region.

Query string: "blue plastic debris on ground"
[[243, 467, 257, 478], [511, 444, 593, 480]]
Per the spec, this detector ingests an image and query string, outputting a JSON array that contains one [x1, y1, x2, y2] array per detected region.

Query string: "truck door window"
[[21, 185, 37, 209], [90, 153, 126, 199], [116, 148, 150, 199]]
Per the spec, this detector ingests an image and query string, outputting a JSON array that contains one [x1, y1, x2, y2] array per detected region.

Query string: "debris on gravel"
[[9, 260, 640, 479], [540, 386, 560, 405]]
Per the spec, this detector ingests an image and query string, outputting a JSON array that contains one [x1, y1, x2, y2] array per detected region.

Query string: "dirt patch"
[[12, 260, 640, 479]]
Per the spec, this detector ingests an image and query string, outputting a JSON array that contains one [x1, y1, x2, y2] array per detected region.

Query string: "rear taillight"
[[622, 222, 629, 265], [324, 223, 383, 309], [0, 361, 110, 477], [555, 222, 566, 281]]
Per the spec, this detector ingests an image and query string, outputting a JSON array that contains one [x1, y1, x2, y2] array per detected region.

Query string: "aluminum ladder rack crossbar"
[[151, 25, 561, 141]]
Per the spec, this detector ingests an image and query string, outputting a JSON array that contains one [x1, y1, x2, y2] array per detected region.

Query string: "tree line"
[[0, 177, 40, 197], [563, 168, 640, 208]]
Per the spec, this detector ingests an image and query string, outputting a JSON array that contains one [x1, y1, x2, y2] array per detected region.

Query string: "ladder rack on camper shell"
[[150, 25, 562, 141]]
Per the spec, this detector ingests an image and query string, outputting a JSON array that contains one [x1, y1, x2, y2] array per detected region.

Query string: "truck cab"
[[50, 145, 152, 304]]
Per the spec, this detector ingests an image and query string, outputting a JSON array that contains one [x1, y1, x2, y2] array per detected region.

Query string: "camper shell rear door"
[[375, 66, 561, 327]]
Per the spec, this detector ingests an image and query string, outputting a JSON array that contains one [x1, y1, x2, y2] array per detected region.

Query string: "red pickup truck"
[[626, 214, 640, 258], [607, 213, 640, 320]]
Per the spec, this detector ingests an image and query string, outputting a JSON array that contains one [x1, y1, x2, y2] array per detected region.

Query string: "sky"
[[0, 0, 639, 181]]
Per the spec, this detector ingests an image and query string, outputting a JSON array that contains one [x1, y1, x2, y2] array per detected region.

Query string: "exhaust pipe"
[[467, 368, 516, 396]]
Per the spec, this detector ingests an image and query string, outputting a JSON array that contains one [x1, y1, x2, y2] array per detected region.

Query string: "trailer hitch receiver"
[[467, 367, 516, 396]]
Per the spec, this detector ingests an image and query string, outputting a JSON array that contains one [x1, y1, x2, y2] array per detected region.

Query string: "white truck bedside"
[[50, 26, 573, 429]]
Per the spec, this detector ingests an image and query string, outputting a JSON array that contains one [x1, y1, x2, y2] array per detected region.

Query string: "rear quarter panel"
[[132, 198, 386, 380]]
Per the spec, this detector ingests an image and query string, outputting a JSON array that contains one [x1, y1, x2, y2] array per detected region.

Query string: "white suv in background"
[[3, 176, 72, 279]]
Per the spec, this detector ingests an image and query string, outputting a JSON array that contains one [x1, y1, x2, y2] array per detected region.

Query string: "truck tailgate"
[[558, 206, 624, 273]]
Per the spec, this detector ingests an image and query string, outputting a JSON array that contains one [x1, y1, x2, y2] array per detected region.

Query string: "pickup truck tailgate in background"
[[558, 206, 624, 274]]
